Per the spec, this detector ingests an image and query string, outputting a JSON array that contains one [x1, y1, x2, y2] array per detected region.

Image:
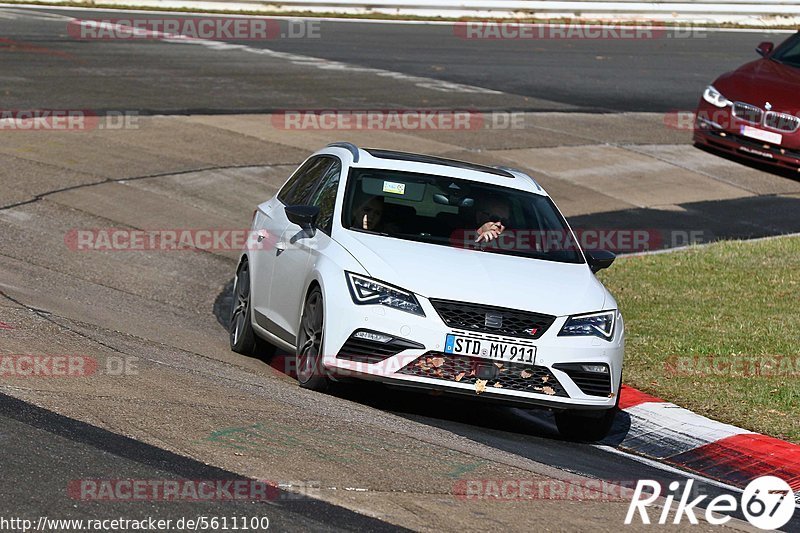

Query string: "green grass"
[[598, 236, 800, 443]]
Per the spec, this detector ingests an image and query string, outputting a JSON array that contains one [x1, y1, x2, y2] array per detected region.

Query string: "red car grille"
[[732, 102, 763, 124], [764, 111, 800, 133], [729, 102, 799, 134]]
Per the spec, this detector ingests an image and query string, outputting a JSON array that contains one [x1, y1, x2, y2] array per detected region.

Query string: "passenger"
[[351, 195, 384, 231]]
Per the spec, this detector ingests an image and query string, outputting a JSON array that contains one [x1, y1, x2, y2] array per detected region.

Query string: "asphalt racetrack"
[[1, 6, 798, 532]]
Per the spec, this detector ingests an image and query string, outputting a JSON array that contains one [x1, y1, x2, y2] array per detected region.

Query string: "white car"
[[231, 142, 624, 441]]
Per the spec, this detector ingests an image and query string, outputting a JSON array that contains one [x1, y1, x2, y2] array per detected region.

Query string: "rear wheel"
[[555, 407, 617, 442], [229, 260, 258, 355], [296, 287, 329, 392]]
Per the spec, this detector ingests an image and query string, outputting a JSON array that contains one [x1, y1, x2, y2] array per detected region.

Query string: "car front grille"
[[729, 102, 799, 134], [429, 299, 555, 339], [397, 352, 568, 397], [764, 111, 800, 133], [336, 332, 424, 364], [553, 363, 612, 397], [732, 102, 763, 124]]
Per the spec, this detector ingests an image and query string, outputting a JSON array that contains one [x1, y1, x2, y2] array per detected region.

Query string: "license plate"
[[444, 334, 536, 364], [740, 125, 782, 145]]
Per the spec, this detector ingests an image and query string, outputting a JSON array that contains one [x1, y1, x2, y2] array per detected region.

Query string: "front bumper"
[[693, 102, 800, 171], [321, 291, 624, 411]]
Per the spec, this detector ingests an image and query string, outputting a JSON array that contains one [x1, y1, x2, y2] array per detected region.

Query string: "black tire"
[[555, 407, 617, 442], [296, 287, 329, 392], [229, 260, 258, 355]]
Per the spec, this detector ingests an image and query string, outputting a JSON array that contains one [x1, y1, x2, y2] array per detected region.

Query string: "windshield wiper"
[[389, 232, 449, 244], [474, 242, 544, 257], [476, 245, 582, 263]]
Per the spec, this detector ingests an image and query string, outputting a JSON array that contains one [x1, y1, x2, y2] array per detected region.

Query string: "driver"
[[474, 194, 511, 243]]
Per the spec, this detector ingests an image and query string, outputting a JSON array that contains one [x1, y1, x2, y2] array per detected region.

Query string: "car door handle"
[[275, 241, 287, 256]]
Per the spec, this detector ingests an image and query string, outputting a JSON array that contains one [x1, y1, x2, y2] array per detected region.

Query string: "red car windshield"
[[771, 33, 800, 68]]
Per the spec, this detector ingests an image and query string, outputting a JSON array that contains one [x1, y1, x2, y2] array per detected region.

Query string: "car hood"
[[335, 231, 609, 317], [715, 59, 800, 111]]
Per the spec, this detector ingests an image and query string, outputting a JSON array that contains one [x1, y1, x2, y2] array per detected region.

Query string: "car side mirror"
[[285, 205, 320, 237], [585, 250, 616, 273], [756, 41, 774, 57]]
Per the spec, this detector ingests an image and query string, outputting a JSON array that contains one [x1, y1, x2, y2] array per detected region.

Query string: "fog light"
[[353, 330, 392, 343], [581, 364, 609, 374]]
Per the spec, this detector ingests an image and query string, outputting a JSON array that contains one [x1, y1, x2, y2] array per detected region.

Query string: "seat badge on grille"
[[485, 312, 503, 329], [765, 101, 772, 111]]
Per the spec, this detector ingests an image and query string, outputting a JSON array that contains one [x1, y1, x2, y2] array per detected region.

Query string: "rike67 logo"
[[625, 476, 796, 530]]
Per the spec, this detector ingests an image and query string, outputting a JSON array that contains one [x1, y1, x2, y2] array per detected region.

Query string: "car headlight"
[[702, 85, 732, 108], [345, 272, 425, 316], [558, 311, 616, 340]]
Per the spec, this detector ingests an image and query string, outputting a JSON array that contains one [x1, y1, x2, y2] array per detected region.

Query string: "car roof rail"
[[327, 141, 360, 163], [364, 148, 515, 178], [495, 166, 543, 191]]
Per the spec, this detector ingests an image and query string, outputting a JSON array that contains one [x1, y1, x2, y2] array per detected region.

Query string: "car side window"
[[277, 156, 334, 206], [309, 160, 342, 235]]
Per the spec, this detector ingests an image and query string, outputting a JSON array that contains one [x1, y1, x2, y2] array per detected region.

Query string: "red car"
[[694, 31, 800, 172]]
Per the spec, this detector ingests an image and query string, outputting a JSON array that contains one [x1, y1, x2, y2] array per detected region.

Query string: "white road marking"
[[0, 7, 73, 20], [67, 18, 500, 94], [166, 38, 503, 94]]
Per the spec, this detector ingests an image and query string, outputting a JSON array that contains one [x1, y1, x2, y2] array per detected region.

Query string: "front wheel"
[[555, 408, 617, 442], [296, 287, 329, 392], [230, 260, 257, 355]]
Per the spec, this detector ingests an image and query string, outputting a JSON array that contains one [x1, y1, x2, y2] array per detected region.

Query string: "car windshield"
[[771, 33, 800, 68], [341, 168, 585, 264]]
